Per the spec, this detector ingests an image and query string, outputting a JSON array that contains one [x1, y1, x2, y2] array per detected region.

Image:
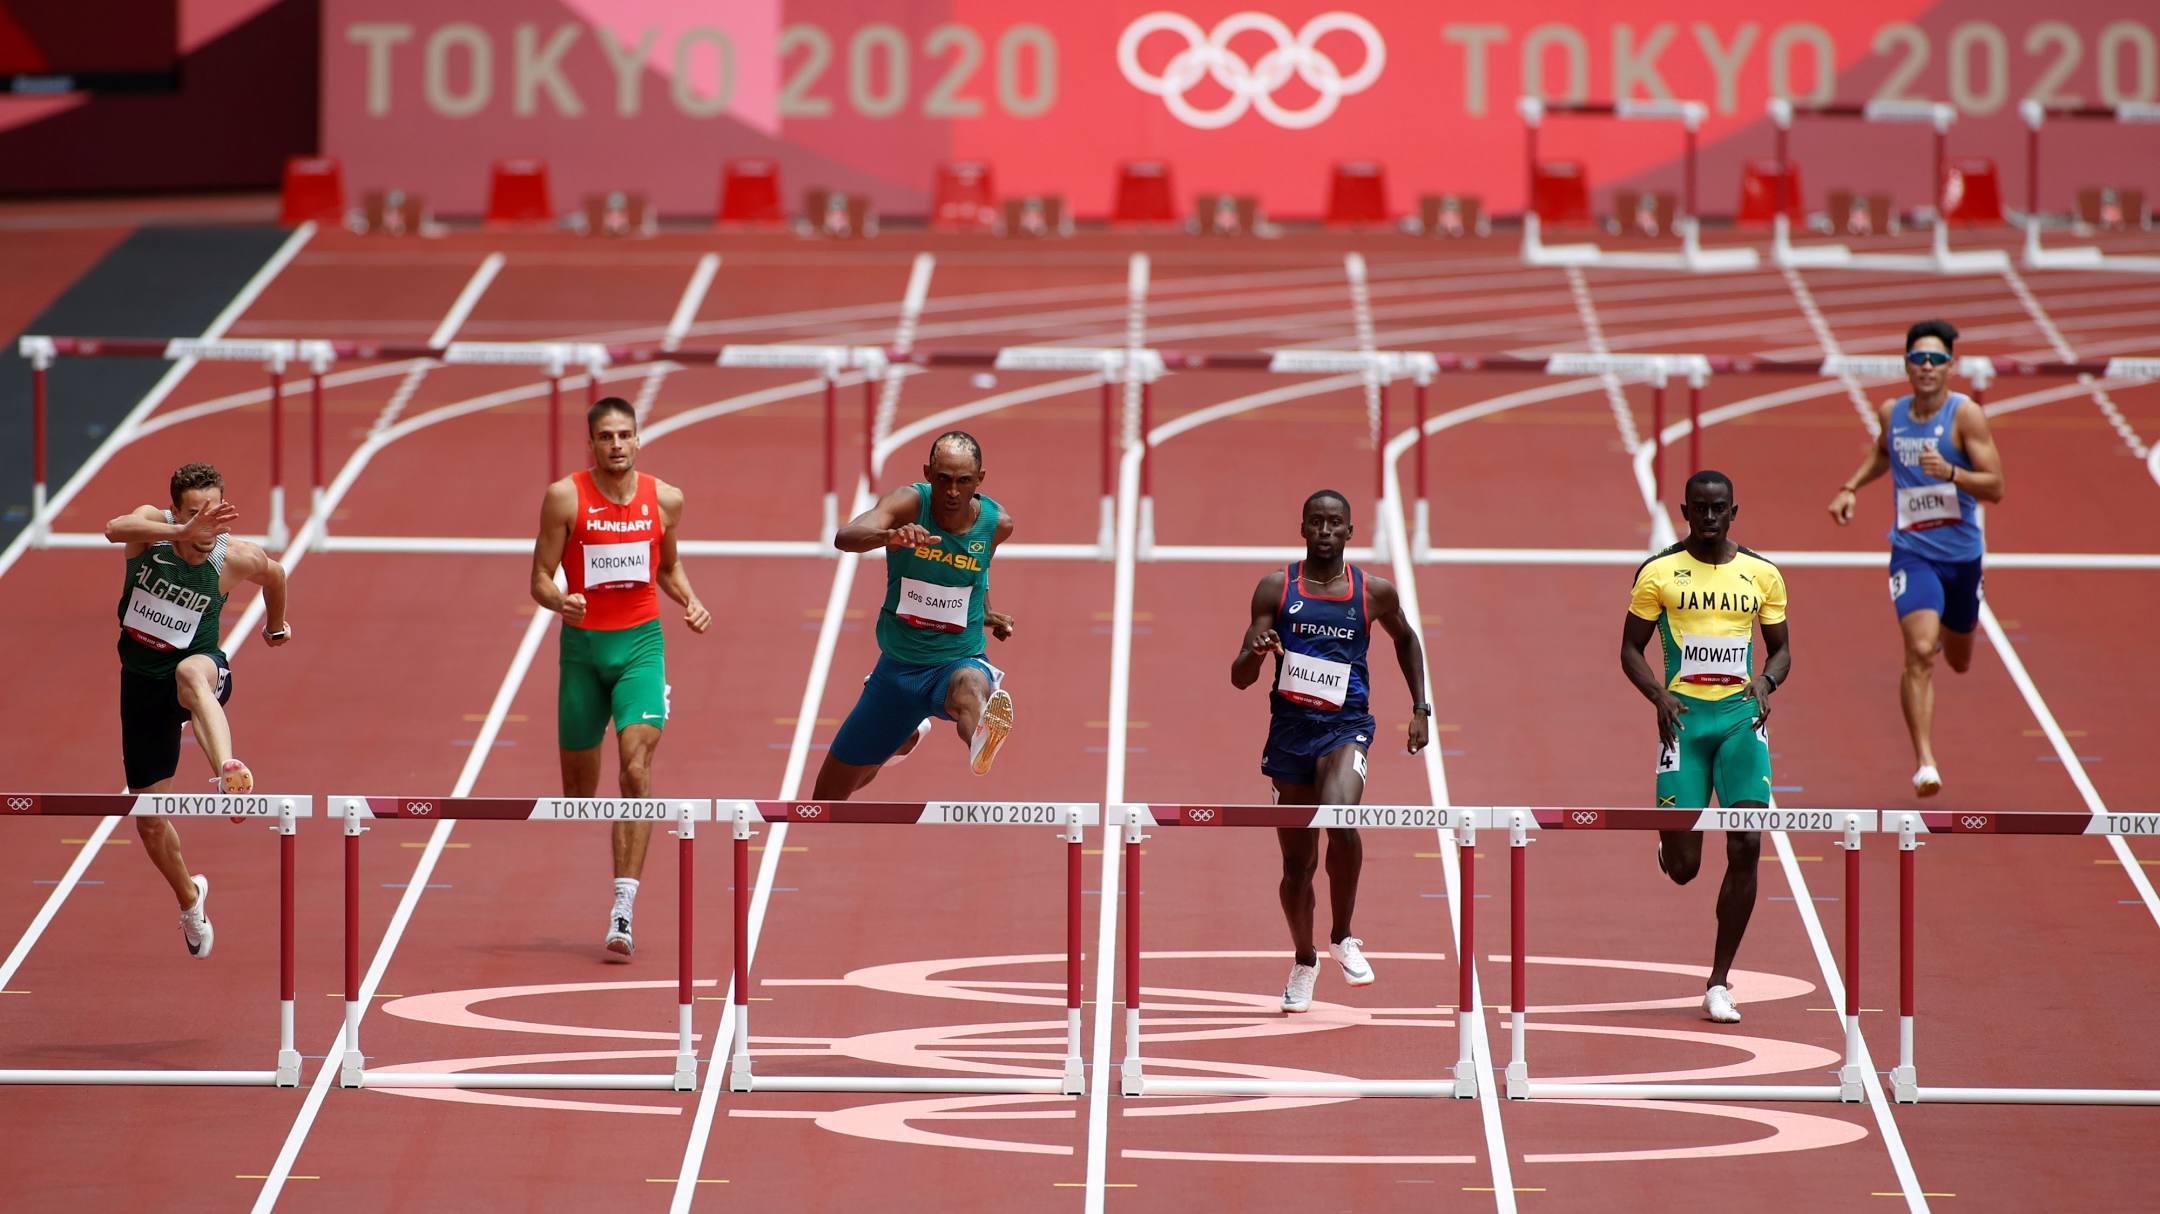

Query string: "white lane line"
[[667, 257, 939, 1214], [426, 254, 505, 350], [249, 595, 554, 1213], [664, 255, 720, 353], [1780, 266, 1883, 436], [1563, 267, 1670, 549], [2000, 263, 2151, 464]]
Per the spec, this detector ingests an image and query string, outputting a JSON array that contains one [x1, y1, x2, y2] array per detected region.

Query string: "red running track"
[[1, 232, 2156, 1213]]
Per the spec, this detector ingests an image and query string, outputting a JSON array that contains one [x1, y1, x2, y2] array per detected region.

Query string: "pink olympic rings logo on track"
[[1116, 12, 1385, 130], [1571, 810, 1601, 826], [1187, 808, 1216, 823], [6, 796, 31, 812], [1960, 815, 1989, 831]]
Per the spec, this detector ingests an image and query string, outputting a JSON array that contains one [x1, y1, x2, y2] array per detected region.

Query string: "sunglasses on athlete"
[[1905, 350, 1952, 367]]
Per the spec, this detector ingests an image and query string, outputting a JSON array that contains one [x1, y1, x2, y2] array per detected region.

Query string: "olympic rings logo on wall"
[[1116, 12, 1386, 130]]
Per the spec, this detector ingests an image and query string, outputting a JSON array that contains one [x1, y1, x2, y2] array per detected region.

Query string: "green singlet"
[[876, 484, 999, 665], [116, 519, 228, 678]]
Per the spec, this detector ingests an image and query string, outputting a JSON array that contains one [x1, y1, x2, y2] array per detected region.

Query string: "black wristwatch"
[[1411, 702, 1433, 715], [1760, 672, 1779, 692]]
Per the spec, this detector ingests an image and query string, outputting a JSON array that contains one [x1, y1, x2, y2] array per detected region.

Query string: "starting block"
[[933, 160, 999, 231], [718, 159, 784, 225], [1530, 161, 1592, 226], [999, 195, 1071, 237], [1738, 158, 1802, 224], [572, 191, 655, 237], [1415, 194, 1487, 237], [801, 188, 877, 239], [279, 156, 344, 227], [351, 189, 434, 237], [1610, 189, 1679, 237], [1192, 193, 1261, 236], [1941, 157, 2004, 224], [1113, 160, 1177, 224], [486, 158, 552, 225], [1326, 160, 1389, 225]]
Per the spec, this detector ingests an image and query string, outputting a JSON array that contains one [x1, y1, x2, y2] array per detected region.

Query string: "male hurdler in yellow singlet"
[[1621, 470, 1791, 1026]]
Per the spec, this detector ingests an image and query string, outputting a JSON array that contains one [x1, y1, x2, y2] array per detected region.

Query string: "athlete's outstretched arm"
[[834, 486, 934, 553], [1366, 574, 1430, 754], [222, 540, 293, 645], [1230, 572, 1287, 690], [1621, 613, 1689, 749], [105, 501, 237, 556], [654, 481, 711, 634], [1828, 401, 1896, 525], [530, 479, 583, 624], [984, 510, 1017, 640]]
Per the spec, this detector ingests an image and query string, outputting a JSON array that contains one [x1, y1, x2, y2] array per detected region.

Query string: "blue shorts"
[[1261, 709, 1376, 786], [1889, 553, 1984, 633], [830, 653, 1004, 767]]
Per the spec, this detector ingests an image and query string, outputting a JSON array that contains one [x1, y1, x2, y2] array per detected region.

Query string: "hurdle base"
[[277, 1048, 302, 1088], [2022, 220, 2160, 272], [339, 1048, 365, 1089], [733, 1075, 1076, 1095], [1062, 1056, 1086, 1097], [673, 1052, 698, 1092], [0, 1068, 282, 1086], [1523, 215, 1760, 273], [359, 1071, 687, 1090], [1773, 216, 2009, 274], [1504, 1059, 1529, 1099], [1524, 1082, 1848, 1101], [1891, 1063, 1918, 1103], [1912, 1086, 2160, 1106], [1134, 1077, 1457, 1098]]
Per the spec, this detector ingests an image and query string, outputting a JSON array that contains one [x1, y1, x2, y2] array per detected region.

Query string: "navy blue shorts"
[[1260, 709, 1376, 786], [1889, 553, 1984, 633], [830, 652, 1003, 767]]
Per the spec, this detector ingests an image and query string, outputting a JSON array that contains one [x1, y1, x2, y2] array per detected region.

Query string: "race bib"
[[124, 586, 204, 651], [1657, 742, 1681, 773], [1674, 633, 1750, 685], [582, 540, 651, 590], [897, 577, 971, 632], [1895, 482, 1962, 532], [1277, 649, 1353, 710]]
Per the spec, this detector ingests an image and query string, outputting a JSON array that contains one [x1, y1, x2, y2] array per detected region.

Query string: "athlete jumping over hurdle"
[[1231, 490, 1429, 1013], [813, 431, 1016, 800], [1826, 319, 2005, 799], [531, 397, 711, 959], [103, 462, 293, 959], [1622, 470, 1790, 1024]]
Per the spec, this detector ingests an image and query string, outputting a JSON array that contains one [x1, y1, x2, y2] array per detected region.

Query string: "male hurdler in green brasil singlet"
[[813, 431, 1016, 800]]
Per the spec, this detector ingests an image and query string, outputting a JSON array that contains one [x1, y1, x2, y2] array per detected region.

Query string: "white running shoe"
[[1281, 962, 1319, 1013], [1913, 765, 1943, 798], [1328, 937, 1376, 986], [1703, 984, 1741, 1024], [604, 910, 634, 958], [181, 874, 214, 959], [888, 717, 933, 767], [969, 689, 1014, 776]]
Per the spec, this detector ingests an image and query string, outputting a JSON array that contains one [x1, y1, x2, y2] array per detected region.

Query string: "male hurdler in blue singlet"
[[1828, 319, 2005, 798], [1231, 490, 1430, 1013]]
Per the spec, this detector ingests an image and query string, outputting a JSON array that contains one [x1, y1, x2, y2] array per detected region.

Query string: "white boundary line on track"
[[0, 222, 318, 585], [426, 254, 505, 350], [251, 258, 724, 1211], [1999, 264, 2153, 464], [664, 255, 720, 353], [667, 254, 936, 1214]]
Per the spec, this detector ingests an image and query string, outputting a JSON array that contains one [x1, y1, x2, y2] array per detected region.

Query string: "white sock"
[[613, 877, 638, 914]]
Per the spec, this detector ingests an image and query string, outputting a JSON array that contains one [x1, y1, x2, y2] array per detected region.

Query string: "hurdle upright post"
[[1138, 378, 1157, 557], [1505, 809, 1530, 1098], [1687, 360, 1706, 475], [266, 349, 289, 550], [1651, 363, 1668, 497], [1891, 812, 1920, 1101], [673, 800, 697, 1090], [1452, 812, 1478, 1098], [1838, 814, 1865, 1102], [1120, 806, 1147, 1095], [1062, 805, 1086, 1095], [25, 337, 51, 547], [862, 371, 877, 495], [276, 800, 300, 1085], [306, 344, 331, 540], [729, 802, 755, 1091], [821, 358, 840, 545], [1371, 367, 1390, 563], [1098, 372, 1116, 554], [546, 350, 565, 484], [340, 801, 367, 1088], [1413, 365, 1431, 559]]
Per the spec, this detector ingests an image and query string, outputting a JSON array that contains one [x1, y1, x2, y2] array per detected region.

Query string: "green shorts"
[[1655, 692, 1772, 809], [559, 619, 669, 750]]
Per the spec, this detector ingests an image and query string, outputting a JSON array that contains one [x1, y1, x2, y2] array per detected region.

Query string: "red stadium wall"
[[315, 1, 2160, 219]]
